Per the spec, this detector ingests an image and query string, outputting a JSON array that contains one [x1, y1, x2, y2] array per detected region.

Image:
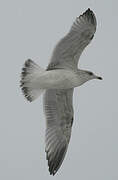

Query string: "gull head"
[[77, 69, 102, 85], [85, 70, 102, 80]]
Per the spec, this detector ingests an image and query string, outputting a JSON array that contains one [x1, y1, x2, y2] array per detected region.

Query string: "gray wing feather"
[[47, 9, 97, 70], [43, 89, 74, 175]]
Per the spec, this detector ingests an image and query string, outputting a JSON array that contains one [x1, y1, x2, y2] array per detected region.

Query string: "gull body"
[[20, 8, 102, 175], [23, 67, 101, 90]]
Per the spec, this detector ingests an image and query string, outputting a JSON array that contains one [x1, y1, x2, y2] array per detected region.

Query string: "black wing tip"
[[84, 8, 94, 15], [45, 145, 67, 176], [46, 151, 58, 176], [82, 8, 96, 26], [87, 8, 93, 12]]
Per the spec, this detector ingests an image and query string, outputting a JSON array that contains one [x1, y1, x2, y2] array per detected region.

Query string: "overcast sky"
[[0, 0, 118, 179]]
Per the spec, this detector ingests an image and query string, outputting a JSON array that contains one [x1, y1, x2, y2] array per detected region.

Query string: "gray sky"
[[0, 0, 117, 179]]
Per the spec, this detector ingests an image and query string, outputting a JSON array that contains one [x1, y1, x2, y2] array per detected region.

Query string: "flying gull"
[[20, 8, 102, 175]]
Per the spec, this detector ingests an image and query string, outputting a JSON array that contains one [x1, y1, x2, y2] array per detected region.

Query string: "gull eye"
[[88, 72, 93, 76]]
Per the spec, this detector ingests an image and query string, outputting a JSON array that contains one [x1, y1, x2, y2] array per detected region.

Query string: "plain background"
[[0, 0, 117, 179]]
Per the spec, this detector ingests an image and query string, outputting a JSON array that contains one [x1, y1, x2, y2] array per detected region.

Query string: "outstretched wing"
[[47, 8, 97, 70], [43, 89, 74, 175], [43, 9, 97, 175]]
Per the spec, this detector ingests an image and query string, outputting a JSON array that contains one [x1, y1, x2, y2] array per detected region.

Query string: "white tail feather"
[[20, 59, 45, 102]]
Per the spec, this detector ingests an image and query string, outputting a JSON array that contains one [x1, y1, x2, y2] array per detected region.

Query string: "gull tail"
[[20, 59, 45, 102]]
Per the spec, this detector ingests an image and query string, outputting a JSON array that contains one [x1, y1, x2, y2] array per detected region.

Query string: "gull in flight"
[[20, 8, 102, 175]]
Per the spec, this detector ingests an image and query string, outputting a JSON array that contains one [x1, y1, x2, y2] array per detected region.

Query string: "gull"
[[20, 8, 102, 175]]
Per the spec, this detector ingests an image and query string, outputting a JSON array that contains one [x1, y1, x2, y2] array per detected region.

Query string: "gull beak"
[[97, 76, 103, 80]]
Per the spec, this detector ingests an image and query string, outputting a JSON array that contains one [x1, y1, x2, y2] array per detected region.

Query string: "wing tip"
[[83, 8, 97, 26], [45, 145, 67, 176], [77, 8, 96, 27], [84, 8, 94, 16]]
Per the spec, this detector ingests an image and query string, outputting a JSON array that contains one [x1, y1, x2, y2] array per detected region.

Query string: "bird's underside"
[[43, 8, 97, 175]]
